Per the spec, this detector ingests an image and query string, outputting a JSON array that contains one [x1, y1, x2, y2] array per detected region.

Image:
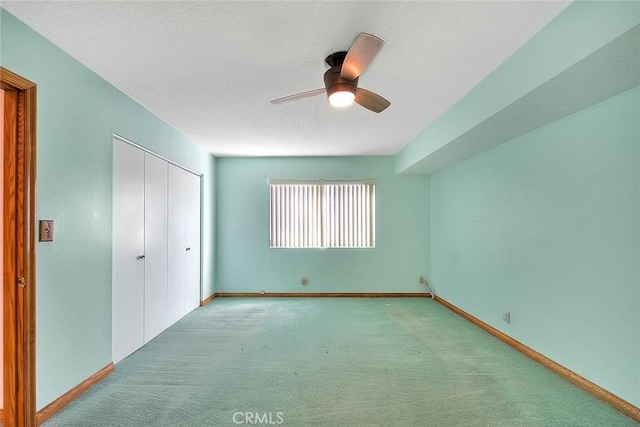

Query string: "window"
[[269, 180, 375, 248]]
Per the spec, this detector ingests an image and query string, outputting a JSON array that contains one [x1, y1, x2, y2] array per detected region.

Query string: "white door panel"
[[168, 164, 187, 324], [112, 139, 145, 363], [144, 153, 168, 343], [185, 172, 201, 312]]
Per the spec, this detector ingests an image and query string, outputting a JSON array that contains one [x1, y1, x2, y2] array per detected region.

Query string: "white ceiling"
[[3, 1, 570, 157]]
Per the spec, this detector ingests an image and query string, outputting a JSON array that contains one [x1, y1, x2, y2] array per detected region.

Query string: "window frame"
[[269, 179, 376, 249]]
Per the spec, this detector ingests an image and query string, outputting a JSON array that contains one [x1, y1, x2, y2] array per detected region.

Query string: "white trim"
[[268, 178, 376, 186], [113, 134, 201, 177]]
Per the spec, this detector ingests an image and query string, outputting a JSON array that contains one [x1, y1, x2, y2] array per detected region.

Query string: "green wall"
[[1, 10, 216, 409], [396, 1, 640, 175], [216, 157, 430, 293], [3, 0, 638, 416], [430, 86, 640, 406]]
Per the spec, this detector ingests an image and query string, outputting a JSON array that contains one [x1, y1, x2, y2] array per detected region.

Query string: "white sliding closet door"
[[168, 164, 187, 324], [114, 139, 202, 362], [143, 153, 168, 343], [112, 139, 145, 363], [185, 172, 201, 312]]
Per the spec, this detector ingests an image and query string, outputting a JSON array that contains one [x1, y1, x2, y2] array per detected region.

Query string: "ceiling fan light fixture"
[[328, 89, 355, 107], [271, 34, 390, 113]]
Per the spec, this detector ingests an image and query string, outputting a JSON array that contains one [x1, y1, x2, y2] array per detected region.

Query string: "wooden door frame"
[[2, 67, 37, 426]]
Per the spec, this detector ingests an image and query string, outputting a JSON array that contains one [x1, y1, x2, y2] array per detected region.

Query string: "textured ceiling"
[[3, 1, 570, 157]]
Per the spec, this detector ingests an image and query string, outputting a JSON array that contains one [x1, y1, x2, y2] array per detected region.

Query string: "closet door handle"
[[186, 247, 191, 251], [137, 255, 145, 260]]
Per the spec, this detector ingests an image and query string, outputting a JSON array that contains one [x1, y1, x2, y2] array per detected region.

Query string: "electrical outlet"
[[301, 276, 308, 285], [503, 312, 511, 323], [419, 276, 427, 285]]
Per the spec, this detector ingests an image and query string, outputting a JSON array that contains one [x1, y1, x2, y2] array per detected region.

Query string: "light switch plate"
[[39, 220, 54, 242]]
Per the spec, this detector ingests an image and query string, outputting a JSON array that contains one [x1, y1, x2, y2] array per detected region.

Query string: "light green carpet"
[[43, 298, 638, 426]]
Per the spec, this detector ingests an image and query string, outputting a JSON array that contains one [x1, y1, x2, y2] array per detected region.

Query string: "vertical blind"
[[269, 182, 375, 248]]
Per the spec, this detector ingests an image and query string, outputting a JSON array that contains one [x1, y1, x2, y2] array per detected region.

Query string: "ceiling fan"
[[270, 33, 391, 113]]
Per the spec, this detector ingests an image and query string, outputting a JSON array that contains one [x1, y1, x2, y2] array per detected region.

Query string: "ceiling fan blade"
[[355, 88, 390, 113], [341, 33, 384, 81], [270, 89, 325, 104]]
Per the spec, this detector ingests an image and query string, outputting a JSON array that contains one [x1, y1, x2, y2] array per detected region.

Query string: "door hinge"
[[17, 277, 26, 288]]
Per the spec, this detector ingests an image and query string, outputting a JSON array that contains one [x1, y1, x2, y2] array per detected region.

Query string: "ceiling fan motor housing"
[[324, 51, 348, 69], [324, 66, 358, 98]]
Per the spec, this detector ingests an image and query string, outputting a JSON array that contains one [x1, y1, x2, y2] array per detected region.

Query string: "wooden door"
[[1, 86, 4, 423], [2, 67, 37, 427]]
